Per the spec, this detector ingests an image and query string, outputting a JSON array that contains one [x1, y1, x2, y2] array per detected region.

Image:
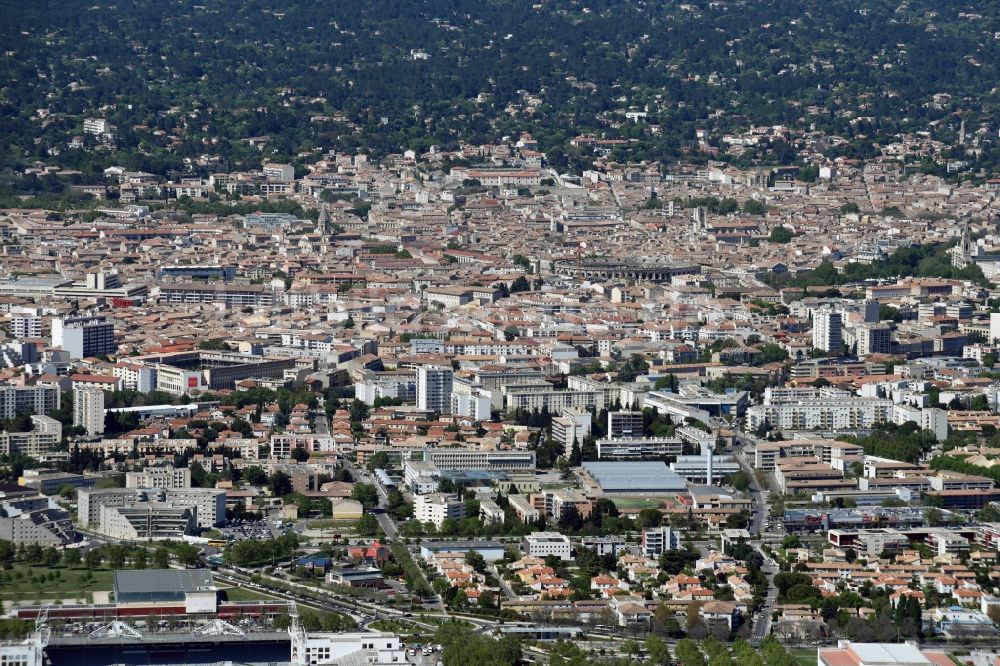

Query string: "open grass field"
[[789, 648, 816, 666], [611, 497, 664, 510], [0, 564, 114, 604]]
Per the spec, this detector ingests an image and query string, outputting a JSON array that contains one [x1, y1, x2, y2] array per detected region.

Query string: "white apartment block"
[[153, 363, 205, 395], [890, 404, 949, 441], [596, 437, 684, 460], [504, 389, 604, 412], [98, 504, 196, 541], [262, 163, 295, 181], [403, 460, 441, 494], [52, 315, 116, 360], [813, 309, 843, 353], [10, 306, 41, 339], [270, 433, 333, 458], [753, 438, 863, 470], [855, 323, 892, 356], [450, 391, 492, 420], [354, 375, 416, 405], [479, 498, 505, 525], [522, 531, 572, 560], [73, 386, 105, 438], [83, 118, 111, 135], [0, 384, 60, 419], [0, 415, 61, 457], [78, 487, 226, 529], [641, 525, 680, 557], [125, 466, 192, 489], [113, 363, 156, 392], [416, 365, 453, 414], [413, 493, 465, 528], [608, 410, 644, 438], [552, 408, 592, 458], [0, 495, 74, 546], [991, 312, 1000, 345], [423, 448, 535, 472], [508, 494, 541, 523], [747, 387, 891, 432]]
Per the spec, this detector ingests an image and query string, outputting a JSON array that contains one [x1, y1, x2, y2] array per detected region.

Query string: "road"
[[750, 553, 779, 646], [490, 563, 518, 603], [216, 566, 535, 638], [733, 440, 766, 536], [340, 458, 443, 610], [732, 431, 781, 646], [343, 459, 399, 540]]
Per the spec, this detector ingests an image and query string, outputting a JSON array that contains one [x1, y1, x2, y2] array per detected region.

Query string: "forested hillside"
[[3, 0, 1000, 174]]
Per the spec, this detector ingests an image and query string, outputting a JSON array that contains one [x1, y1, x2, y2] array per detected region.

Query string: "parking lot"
[[402, 642, 442, 666], [218, 519, 291, 542]]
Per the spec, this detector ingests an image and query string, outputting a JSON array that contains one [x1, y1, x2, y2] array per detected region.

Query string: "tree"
[[356, 514, 379, 536], [464, 550, 487, 573], [366, 451, 389, 473], [42, 547, 60, 567], [105, 545, 127, 569], [774, 572, 813, 600], [660, 546, 699, 575], [176, 544, 201, 567], [242, 466, 268, 487], [268, 471, 293, 497], [729, 471, 750, 491], [568, 437, 582, 466], [654, 373, 679, 391], [636, 508, 663, 529], [510, 276, 530, 293], [646, 634, 670, 664], [674, 638, 706, 666], [477, 590, 497, 610], [84, 548, 102, 570], [61, 548, 81, 568], [351, 483, 379, 510], [971, 394, 991, 412], [769, 226, 795, 243], [153, 548, 170, 569], [435, 620, 520, 666], [1, 539, 22, 567]]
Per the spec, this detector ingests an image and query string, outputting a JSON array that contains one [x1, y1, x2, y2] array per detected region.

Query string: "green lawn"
[[788, 648, 815, 666], [611, 498, 663, 510], [369, 619, 409, 633], [0, 564, 114, 604]]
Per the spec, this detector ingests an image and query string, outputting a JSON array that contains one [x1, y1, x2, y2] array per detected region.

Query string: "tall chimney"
[[705, 440, 714, 486]]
